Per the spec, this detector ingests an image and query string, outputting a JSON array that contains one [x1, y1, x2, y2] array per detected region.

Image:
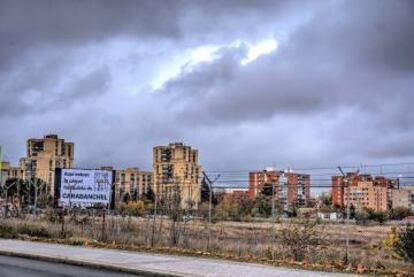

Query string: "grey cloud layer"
[[0, 0, 413, 171]]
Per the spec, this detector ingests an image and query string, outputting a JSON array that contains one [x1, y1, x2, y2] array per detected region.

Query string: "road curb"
[[0, 249, 182, 277]]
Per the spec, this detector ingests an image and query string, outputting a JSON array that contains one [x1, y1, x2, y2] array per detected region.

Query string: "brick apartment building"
[[153, 142, 202, 209], [248, 168, 311, 209], [248, 168, 278, 199], [332, 173, 397, 212]]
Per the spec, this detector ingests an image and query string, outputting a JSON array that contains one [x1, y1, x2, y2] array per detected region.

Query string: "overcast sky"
[[1, 0, 414, 173]]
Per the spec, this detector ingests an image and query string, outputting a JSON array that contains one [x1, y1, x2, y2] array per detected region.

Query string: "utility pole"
[[337, 166, 359, 269], [337, 166, 350, 267], [271, 179, 277, 240], [151, 181, 159, 248], [271, 180, 277, 221], [0, 146, 4, 217], [202, 171, 220, 250]]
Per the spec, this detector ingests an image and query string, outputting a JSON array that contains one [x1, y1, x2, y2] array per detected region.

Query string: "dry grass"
[[0, 214, 411, 276]]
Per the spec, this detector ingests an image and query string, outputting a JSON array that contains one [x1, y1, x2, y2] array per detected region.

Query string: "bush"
[[355, 210, 370, 225], [279, 220, 321, 261], [0, 225, 17, 239], [355, 209, 388, 224], [45, 208, 59, 223], [389, 207, 413, 220], [393, 224, 414, 270], [17, 224, 51, 238], [121, 200, 146, 217], [367, 209, 388, 224]]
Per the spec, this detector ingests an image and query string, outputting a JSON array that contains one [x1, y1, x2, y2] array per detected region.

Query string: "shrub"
[[367, 209, 388, 224], [279, 219, 321, 261], [393, 224, 414, 270], [354, 210, 370, 225], [17, 224, 51, 238], [121, 200, 146, 217], [45, 208, 59, 223], [0, 225, 17, 239], [389, 207, 413, 220]]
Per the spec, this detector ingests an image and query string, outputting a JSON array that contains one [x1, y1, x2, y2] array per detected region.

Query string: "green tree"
[[389, 207, 413, 220], [200, 177, 213, 203], [143, 187, 155, 203], [367, 209, 388, 224], [252, 195, 271, 217], [354, 209, 370, 225], [260, 182, 274, 197], [318, 192, 332, 206]]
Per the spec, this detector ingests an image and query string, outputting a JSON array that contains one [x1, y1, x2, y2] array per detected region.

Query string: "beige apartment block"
[[101, 166, 153, 209], [392, 186, 414, 211], [20, 134, 74, 197], [344, 181, 388, 212], [153, 142, 202, 209], [0, 161, 24, 187]]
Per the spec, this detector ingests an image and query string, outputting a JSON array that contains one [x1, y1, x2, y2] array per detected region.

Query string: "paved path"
[[0, 255, 140, 277], [0, 239, 356, 277]]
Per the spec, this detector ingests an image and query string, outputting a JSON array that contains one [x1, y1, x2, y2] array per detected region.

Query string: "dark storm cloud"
[[0, 0, 306, 72], [0, 0, 181, 71], [160, 0, 414, 124], [61, 67, 110, 100], [0, 53, 110, 116]]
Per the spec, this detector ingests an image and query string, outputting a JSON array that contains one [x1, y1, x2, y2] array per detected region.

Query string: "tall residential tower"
[[20, 134, 74, 196], [153, 142, 202, 209]]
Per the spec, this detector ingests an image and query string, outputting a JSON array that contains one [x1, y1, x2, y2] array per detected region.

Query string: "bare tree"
[[279, 219, 323, 261], [167, 179, 182, 247]]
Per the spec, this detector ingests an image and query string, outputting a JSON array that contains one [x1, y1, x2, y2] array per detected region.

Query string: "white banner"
[[59, 169, 112, 206]]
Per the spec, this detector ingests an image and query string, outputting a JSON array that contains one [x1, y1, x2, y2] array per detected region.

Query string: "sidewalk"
[[0, 239, 356, 277]]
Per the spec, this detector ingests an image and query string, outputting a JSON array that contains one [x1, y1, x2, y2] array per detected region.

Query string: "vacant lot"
[[0, 213, 411, 275]]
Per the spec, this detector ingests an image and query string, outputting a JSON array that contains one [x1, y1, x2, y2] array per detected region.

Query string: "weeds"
[[0, 215, 412, 276]]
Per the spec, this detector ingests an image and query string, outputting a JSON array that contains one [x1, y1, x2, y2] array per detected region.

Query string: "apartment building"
[[0, 161, 24, 187], [248, 168, 279, 199], [248, 168, 311, 209], [345, 181, 388, 211], [332, 173, 394, 212], [153, 142, 202, 209], [101, 166, 153, 209], [392, 186, 414, 211], [20, 134, 74, 196]]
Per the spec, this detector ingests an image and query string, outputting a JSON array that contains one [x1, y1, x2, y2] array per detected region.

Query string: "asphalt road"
[[0, 255, 141, 277]]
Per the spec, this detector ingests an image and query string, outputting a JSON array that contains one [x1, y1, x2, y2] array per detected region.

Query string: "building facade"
[[0, 161, 24, 187], [392, 186, 414, 211], [345, 181, 388, 211], [248, 168, 279, 199], [20, 134, 74, 196], [332, 173, 394, 212], [248, 168, 311, 209], [153, 143, 202, 209], [100, 166, 153, 209]]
